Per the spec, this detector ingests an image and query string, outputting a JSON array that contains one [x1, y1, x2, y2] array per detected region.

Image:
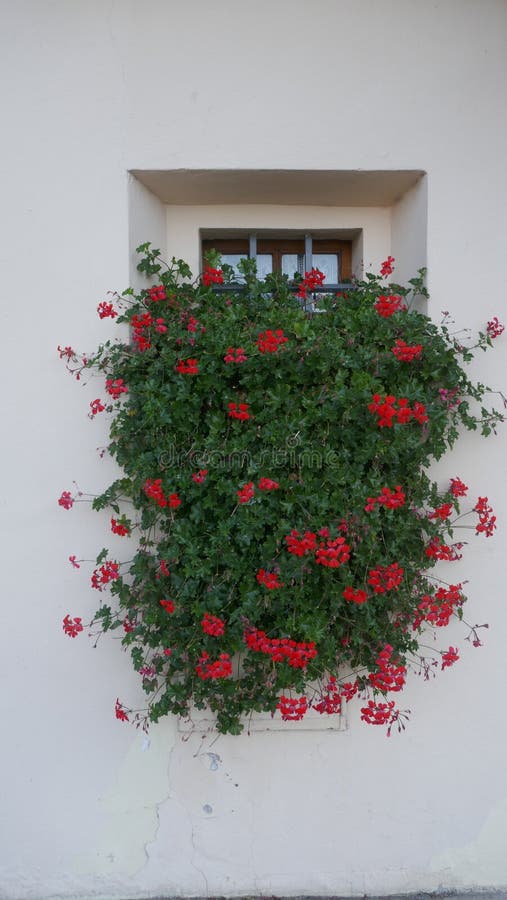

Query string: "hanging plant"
[[58, 245, 504, 735]]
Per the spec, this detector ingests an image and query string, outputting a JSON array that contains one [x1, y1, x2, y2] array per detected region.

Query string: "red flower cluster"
[[158, 560, 170, 577], [425, 537, 462, 561], [438, 387, 461, 409], [57, 345, 76, 360], [202, 266, 224, 286], [342, 586, 368, 604], [360, 699, 397, 725], [368, 394, 428, 427], [368, 562, 404, 593], [374, 294, 406, 317], [277, 695, 308, 720], [132, 312, 153, 352], [195, 651, 232, 679], [90, 398, 105, 416], [106, 378, 128, 399], [143, 479, 181, 509], [192, 469, 208, 484], [91, 560, 119, 590], [58, 490, 74, 510], [237, 476, 278, 498], [123, 617, 135, 633], [285, 530, 317, 556], [441, 646, 459, 670], [257, 329, 289, 354], [475, 496, 496, 537], [201, 613, 225, 636], [228, 402, 250, 420], [487, 317, 505, 339], [68, 555, 80, 568], [244, 628, 317, 668], [316, 536, 351, 568], [143, 479, 164, 505], [175, 358, 199, 375], [154, 318, 167, 334], [256, 569, 284, 589], [237, 482, 255, 504], [413, 584, 464, 629], [258, 477, 279, 491], [391, 339, 422, 362], [313, 676, 342, 715], [224, 347, 247, 364], [160, 599, 175, 614], [62, 614, 83, 637], [97, 301, 118, 319], [380, 255, 395, 278], [450, 477, 468, 497], [297, 268, 326, 299], [186, 315, 199, 333], [428, 502, 454, 521], [341, 680, 359, 702], [368, 644, 406, 693], [364, 485, 405, 512], [111, 517, 130, 536], [148, 285, 166, 302], [115, 698, 129, 722]]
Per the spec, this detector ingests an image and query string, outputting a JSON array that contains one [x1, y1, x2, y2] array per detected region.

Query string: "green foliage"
[[78, 247, 502, 733]]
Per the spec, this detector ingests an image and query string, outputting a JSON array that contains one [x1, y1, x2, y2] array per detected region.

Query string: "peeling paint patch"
[[430, 796, 507, 887], [200, 751, 222, 771], [73, 719, 177, 876]]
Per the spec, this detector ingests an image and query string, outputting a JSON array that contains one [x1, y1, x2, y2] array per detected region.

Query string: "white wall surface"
[[165, 203, 391, 278], [1, 2, 506, 898]]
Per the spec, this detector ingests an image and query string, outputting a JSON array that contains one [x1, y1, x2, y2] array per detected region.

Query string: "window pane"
[[282, 254, 304, 278], [256, 254, 273, 279], [221, 254, 247, 278], [312, 253, 339, 283]]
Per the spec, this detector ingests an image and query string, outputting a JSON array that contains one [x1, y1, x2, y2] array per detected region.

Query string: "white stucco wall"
[[165, 203, 392, 278], [1, 1, 507, 898]]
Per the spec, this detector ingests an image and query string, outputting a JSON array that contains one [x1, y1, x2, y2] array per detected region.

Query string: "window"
[[202, 234, 353, 286]]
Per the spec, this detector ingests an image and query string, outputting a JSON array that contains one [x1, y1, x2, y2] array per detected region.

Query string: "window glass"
[[312, 253, 339, 283], [221, 254, 247, 277], [281, 254, 304, 278], [256, 254, 273, 279]]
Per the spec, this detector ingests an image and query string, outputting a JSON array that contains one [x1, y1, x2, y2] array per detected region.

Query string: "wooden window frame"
[[202, 236, 352, 282]]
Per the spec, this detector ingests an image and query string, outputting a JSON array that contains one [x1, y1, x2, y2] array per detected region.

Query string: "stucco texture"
[[1, 1, 506, 897]]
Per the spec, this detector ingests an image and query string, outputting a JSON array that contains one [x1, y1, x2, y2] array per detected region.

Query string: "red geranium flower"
[[441, 646, 460, 670], [342, 586, 368, 604], [160, 599, 175, 614], [237, 482, 255, 504], [380, 255, 395, 277], [115, 698, 129, 722], [90, 398, 105, 416], [277, 695, 308, 720], [202, 266, 224, 287], [256, 569, 284, 589], [62, 614, 83, 638], [228, 402, 250, 421], [374, 294, 406, 317], [391, 339, 422, 362], [258, 477, 279, 491], [175, 358, 199, 375], [486, 317, 504, 339], [201, 613, 225, 636], [58, 491, 74, 510], [97, 301, 118, 319]]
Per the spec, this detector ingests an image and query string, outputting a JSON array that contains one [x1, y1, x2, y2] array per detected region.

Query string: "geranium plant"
[[58, 246, 504, 735]]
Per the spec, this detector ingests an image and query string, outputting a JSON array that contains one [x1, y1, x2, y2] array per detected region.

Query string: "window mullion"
[[304, 233, 313, 274], [249, 233, 257, 266]]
